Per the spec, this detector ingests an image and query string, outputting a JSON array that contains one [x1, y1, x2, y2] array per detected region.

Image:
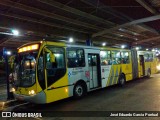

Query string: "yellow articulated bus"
[[11, 41, 158, 104]]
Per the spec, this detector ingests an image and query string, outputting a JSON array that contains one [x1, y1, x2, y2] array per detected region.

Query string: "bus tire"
[[118, 74, 126, 86], [147, 69, 151, 78], [73, 82, 86, 98]]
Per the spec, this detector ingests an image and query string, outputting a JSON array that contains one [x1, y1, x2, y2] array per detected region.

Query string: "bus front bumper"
[[13, 91, 46, 104]]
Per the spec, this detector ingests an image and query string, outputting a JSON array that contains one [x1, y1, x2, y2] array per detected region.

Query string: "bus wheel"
[[73, 83, 86, 98], [147, 69, 151, 78], [118, 74, 126, 86]]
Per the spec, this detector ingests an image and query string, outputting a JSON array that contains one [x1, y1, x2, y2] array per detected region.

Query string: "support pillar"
[[86, 35, 92, 46], [3, 47, 12, 100]]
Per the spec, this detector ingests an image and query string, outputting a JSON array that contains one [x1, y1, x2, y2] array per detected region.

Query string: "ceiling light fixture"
[[121, 45, 125, 49], [11, 29, 19, 36], [102, 42, 106, 46], [136, 47, 139, 50], [69, 37, 74, 42]]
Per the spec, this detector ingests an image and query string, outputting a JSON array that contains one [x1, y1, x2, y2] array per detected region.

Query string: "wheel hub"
[[75, 86, 83, 96]]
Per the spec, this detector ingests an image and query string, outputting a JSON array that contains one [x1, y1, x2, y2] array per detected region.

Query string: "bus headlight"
[[11, 88, 16, 92], [29, 90, 35, 95], [156, 65, 160, 70]]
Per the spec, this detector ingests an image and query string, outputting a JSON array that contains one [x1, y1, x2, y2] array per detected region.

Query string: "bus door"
[[88, 54, 101, 89], [139, 55, 145, 76]]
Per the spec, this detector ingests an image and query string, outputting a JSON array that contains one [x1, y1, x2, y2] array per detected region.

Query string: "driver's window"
[[38, 54, 44, 71], [37, 53, 45, 90]]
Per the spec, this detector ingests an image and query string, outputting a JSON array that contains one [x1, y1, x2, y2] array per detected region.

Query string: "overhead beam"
[[133, 24, 158, 34], [0, 26, 10, 31], [0, 20, 129, 46], [0, 12, 90, 34], [37, 0, 115, 26], [93, 14, 160, 37], [39, 0, 141, 42], [132, 36, 160, 45], [135, 0, 159, 34], [0, 41, 24, 45], [0, 36, 37, 47], [0, 13, 131, 43], [0, 0, 101, 31], [0, 19, 73, 40], [118, 27, 148, 39], [81, 0, 159, 34], [111, 31, 136, 40], [152, 43, 160, 48], [102, 35, 132, 43], [103, 33, 134, 42], [0, 39, 23, 46], [135, 0, 157, 14], [80, 0, 130, 22], [4, 39, 30, 43], [0, 18, 92, 43], [92, 37, 130, 45], [0, 14, 136, 45], [0, 37, 10, 44]]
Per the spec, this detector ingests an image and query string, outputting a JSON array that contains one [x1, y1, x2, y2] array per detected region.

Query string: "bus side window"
[[102, 60, 108, 65], [100, 50, 111, 65], [111, 51, 121, 65], [121, 51, 130, 64], [67, 48, 85, 68], [149, 53, 153, 62], [144, 53, 149, 62], [68, 58, 77, 68]]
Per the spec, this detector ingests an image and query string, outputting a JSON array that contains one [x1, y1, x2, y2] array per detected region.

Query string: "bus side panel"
[[144, 62, 151, 75], [121, 51, 132, 81], [131, 50, 139, 79], [106, 65, 121, 87], [67, 67, 88, 95], [151, 59, 157, 74], [101, 65, 112, 88], [44, 72, 69, 103], [121, 64, 132, 81]]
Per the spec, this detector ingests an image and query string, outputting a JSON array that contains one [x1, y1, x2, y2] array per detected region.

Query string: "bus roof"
[[18, 40, 154, 52]]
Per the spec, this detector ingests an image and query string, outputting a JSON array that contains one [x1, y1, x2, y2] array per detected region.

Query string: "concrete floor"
[[3, 73, 160, 120]]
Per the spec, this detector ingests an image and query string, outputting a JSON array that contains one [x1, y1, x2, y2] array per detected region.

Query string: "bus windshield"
[[14, 51, 38, 87]]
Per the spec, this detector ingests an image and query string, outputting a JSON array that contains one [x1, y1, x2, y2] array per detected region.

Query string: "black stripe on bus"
[[47, 84, 74, 90], [47, 81, 90, 90]]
